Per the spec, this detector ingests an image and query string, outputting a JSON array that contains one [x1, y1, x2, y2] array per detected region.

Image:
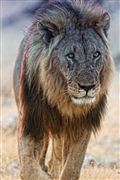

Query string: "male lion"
[[13, 0, 114, 179]]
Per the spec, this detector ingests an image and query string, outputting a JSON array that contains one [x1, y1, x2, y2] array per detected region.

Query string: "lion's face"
[[37, 2, 113, 109], [53, 27, 107, 105]]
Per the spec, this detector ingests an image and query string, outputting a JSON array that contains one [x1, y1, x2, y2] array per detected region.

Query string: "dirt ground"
[[0, 72, 120, 180]]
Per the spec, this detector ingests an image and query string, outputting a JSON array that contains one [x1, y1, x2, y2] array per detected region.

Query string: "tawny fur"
[[13, 1, 114, 179]]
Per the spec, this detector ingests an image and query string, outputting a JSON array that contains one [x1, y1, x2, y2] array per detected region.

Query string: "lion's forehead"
[[82, 28, 105, 50], [56, 27, 105, 56]]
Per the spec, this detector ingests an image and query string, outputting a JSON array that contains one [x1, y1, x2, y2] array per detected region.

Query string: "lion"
[[13, 0, 114, 179]]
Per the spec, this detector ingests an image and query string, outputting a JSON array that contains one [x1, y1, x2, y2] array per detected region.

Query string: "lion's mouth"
[[71, 96, 96, 105]]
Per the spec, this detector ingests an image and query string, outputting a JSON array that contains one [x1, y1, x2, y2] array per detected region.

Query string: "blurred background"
[[1, 0, 120, 179]]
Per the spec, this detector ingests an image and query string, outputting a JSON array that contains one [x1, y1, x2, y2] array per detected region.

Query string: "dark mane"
[[15, 0, 111, 142], [20, 64, 107, 142]]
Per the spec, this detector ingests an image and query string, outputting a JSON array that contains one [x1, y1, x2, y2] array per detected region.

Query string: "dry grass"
[[1, 130, 120, 180], [81, 167, 120, 180], [1, 168, 120, 180]]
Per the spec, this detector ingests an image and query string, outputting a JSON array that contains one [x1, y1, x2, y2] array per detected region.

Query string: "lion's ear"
[[95, 12, 110, 37], [40, 22, 59, 44]]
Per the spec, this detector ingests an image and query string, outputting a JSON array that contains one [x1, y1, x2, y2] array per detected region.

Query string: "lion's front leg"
[[18, 135, 51, 180], [39, 135, 49, 172], [48, 137, 63, 179], [59, 129, 91, 180]]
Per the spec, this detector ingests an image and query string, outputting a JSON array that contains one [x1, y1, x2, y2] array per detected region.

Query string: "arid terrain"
[[1, 1, 120, 179], [0, 72, 120, 180]]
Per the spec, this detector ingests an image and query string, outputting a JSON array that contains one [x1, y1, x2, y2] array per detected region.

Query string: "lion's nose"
[[78, 84, 96, 92]]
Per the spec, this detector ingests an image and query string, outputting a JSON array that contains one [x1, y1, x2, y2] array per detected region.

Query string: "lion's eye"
[[93, 51, 101, 58], [66, 53, 75, 70], [66, 53, 75, 60]]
